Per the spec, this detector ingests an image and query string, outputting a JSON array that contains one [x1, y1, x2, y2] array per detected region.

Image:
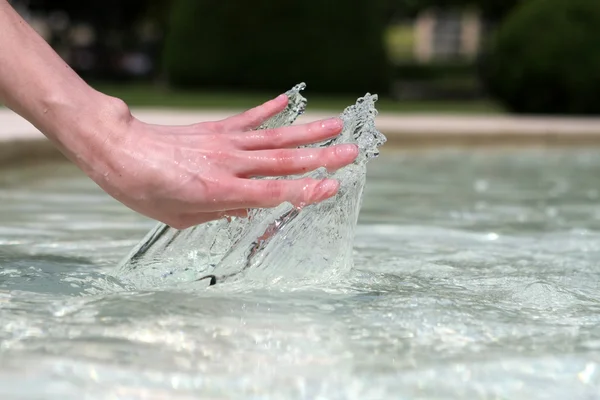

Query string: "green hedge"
[[162, 0, 392, 95], [480, 0, 600, 115]]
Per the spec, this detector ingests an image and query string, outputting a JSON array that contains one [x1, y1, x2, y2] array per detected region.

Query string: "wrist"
[[41, 88, 134, 178], [0, 0, 135, 185]]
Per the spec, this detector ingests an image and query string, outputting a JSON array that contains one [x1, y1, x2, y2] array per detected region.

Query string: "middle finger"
[[233, 144, 359, 177], [230, 118, 344, 150]]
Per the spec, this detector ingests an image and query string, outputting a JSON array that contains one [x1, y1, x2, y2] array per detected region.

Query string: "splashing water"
[[113, 83, 386, 290]]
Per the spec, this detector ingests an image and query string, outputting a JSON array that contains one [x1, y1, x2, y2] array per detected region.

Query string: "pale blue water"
[[1, 148, 600, 399]]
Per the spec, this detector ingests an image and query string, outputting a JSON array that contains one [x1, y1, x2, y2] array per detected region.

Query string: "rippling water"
[[1, 148, 600, 399]]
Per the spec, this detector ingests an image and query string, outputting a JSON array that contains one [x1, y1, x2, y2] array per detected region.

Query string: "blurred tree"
[[162, 0, 392, 95], [26, 0, 147, 31], [143, 0, 175, 33], [382, 0, 522, 22], [479, 0, 600, 115], [24, 0, 169, 80]]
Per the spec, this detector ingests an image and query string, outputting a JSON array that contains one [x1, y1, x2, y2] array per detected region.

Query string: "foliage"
[[381, 0, 522, 21], [479, 0, 600, 114], [93, 82, 502, 113], [385, 24, 416, 63], [162, 0, 392, 95]]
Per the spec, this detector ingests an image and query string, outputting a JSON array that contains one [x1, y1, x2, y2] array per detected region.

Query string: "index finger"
[[220, 94, 289, 131]]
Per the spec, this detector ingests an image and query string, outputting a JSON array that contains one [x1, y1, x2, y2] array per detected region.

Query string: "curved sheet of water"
[[114, 83, 386, 290]]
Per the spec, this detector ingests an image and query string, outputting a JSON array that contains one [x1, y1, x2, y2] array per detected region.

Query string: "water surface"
[[1, 148, 600, 399]]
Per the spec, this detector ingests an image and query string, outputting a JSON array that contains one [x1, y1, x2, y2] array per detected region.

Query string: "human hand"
[[0, 2, 355, 228], [86, 94, 358, 229]]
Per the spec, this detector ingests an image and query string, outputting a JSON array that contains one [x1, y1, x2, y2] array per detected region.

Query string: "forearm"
[[0, 1, 129, 168]]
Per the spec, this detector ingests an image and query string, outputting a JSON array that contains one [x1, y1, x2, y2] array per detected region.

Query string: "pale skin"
[[0, 1, 358, 229]]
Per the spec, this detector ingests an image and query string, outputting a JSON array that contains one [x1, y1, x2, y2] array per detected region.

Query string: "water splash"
[[113, 83, 386, 290]]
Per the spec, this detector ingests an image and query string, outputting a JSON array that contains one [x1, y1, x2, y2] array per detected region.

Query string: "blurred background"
[[8, 0, 600, 115]]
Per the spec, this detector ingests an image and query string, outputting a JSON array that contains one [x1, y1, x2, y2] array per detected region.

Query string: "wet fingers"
[[220, 94, 289, 131], [235, 144, 359, 177], [218, 177, 341, 210], [232, 118, 343, 150]]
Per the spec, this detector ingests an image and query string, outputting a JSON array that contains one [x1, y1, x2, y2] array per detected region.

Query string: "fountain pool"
[[1, 147, 600, 399]]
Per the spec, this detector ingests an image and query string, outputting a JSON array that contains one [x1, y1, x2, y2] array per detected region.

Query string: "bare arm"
[[0, 1, 127, 169], [0, 1, 358, 229]]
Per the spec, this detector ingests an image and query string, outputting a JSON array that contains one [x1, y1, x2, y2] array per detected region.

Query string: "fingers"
[[234, 144, 359, 178], [219, 177, 341, 209], [220, 94, 289, 131], [231, 117, 344, 150]]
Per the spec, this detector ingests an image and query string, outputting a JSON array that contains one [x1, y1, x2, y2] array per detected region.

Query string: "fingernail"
[[316, 179, 339, 198], [275, 94, 288, 102], [321, 118, 343, 131]]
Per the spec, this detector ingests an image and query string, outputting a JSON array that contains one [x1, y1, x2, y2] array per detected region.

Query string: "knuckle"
[[270, 149, 293, 170], [262, 128, 283, 145], [265, 180, 284, 201], [227, 133, 243, 148], [325, 146, 338, 159], [207, 120, 227, 134], [241, 109, 259, 124], [323, 146, 342, 165], [202, 180, 224, 200], [275, 148, 294, 162], [299, 179, 314, 203], [223, 152, 246, 172]]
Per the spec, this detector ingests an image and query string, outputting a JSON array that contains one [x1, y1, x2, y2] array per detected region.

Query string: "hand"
[[0, 1, 353, 228], [88, 94, 358, 229]]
